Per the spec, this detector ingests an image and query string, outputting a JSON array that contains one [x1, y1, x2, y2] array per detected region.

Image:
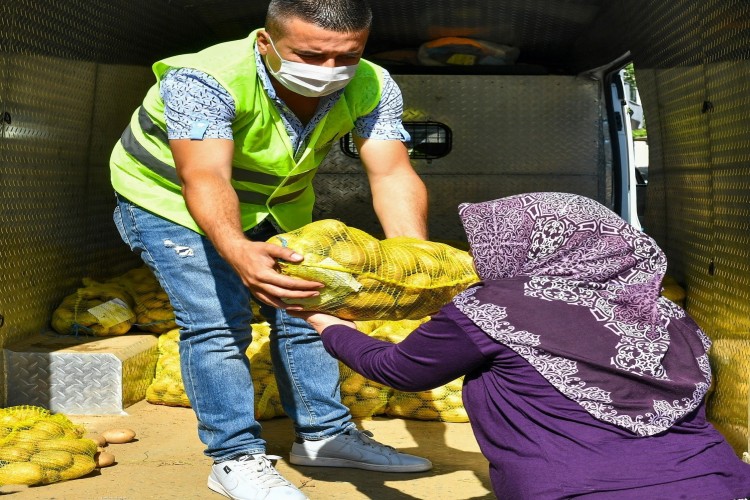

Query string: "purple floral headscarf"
[[453, 192, 712, 436]]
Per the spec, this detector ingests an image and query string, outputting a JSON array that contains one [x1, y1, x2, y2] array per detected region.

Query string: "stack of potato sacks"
[[351, 319, 469, 422], [50, 278, 136, 337], [143, 219, 479, 422], [50, 266, 178, 337], [146, 317, 471, 423], [145, 323, 286, 421], [114, 266, 178, 334], [49, 219, 480, 424], [0, 406, 98, 487], [266, 219, 478, 422]]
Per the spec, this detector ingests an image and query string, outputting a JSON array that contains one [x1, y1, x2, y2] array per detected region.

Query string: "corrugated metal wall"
[[315, 74, 607, 240], [0, 0, 204, 400]]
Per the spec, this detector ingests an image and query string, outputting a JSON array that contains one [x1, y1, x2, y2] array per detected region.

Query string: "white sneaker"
[[208, 454, 308, 500], [289, 429, 433, 473]]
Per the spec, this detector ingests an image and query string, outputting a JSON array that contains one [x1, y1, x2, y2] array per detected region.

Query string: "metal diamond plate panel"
[[702, 0, 750, 454], [4, 334, 158, 415], [6, 353, 128, 414], [622, 0, 750, 453], [0, 0, 173, 402], [709, 59, 750, 340], [3, 0, 207, 65], [316, 74, 606, 240]]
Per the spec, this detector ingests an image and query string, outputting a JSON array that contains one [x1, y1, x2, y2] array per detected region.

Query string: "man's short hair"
[[266, 0, 372, 37]]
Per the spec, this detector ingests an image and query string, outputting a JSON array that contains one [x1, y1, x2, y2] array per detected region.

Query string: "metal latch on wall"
[[340, 121, 453, 160]]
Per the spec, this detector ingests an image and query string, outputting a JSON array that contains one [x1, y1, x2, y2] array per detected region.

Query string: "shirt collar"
[[254, 41, 278, 100]]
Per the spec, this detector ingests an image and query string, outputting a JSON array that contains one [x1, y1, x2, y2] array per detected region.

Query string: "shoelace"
[[233, 454, 291, 488], [347, 429, 396, 454]]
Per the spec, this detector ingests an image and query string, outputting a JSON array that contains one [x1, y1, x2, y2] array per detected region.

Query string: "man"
[[109, 0, 431, 499]]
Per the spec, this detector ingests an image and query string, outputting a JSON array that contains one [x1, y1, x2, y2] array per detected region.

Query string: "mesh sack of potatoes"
[[112, 265, 177, 334], [247, 323, 286, 421], [145, 324, 286, 420], [705, 337, 750, 455], [51, 278, 136, 337], [660, 275, 686, 308], [338, 317, 432, 418], [268, 219, 479, 320], [145, 328, 191, 407], [0, 406, 97, 486], [386, 377, 469, 423], [339, 366, 392, 418], [357, 318, 470, 423]]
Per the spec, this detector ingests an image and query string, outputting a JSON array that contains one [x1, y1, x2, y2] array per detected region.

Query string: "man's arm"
[[355, 135, 429, 239], [170, 138, 322, 309]]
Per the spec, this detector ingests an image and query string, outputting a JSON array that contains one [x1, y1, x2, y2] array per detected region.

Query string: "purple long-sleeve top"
[[321, 303, 750, 500]]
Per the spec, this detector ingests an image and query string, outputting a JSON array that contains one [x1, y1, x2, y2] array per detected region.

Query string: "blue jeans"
[[113, 194, 353, 461]]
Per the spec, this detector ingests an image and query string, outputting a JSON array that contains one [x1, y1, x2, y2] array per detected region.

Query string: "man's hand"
[[291, 310, 356, 334], [222, 239, 323, 310], [170, 138, 323, 309]]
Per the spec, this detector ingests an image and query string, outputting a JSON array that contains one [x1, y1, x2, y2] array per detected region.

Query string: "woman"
[[298, 192, 750, 499]]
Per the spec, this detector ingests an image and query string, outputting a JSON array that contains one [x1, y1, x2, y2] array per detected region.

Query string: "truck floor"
[[0, 400, 493, 499]]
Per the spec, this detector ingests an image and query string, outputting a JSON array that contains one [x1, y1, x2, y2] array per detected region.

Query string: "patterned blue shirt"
[[160, 43, 410, 159]]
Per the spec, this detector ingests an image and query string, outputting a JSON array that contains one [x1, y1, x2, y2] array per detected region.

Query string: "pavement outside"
[[0, 400, 494, 500]]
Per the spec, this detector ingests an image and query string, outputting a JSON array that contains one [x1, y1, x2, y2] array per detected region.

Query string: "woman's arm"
[[320, 306, 488, 392]]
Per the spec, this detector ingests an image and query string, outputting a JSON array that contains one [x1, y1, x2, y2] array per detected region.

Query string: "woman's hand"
[[291, 311, 356, 334]]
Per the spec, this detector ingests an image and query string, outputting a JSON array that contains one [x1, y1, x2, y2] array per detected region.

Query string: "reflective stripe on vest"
[[120, 107, 312, 207]]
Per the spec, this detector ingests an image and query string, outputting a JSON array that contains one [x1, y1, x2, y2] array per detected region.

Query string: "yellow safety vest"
[[110, 29, 384, 233]]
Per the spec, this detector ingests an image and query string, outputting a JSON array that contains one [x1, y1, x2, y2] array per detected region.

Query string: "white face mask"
[[264, 35, 359, 97]]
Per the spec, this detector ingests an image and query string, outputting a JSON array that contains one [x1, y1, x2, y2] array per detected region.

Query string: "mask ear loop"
[[261, 32, 284, 73]]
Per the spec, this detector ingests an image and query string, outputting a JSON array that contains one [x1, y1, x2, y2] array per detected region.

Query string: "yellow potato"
[[404, 272, 432, 289], [347, 399, 387, 418], [30, 449, 75, 469], [381, 244, 419, 271], [346, 290, 395, 309], [12, 430, 41, 444], [414, 406, 441, 421], [329, 241, 369, 269], [412, 249, 444, 276], [388, 400, 424, 418], [340, 374, 366, 396], [357, 277, 385, 292], [101, 428, 136, 444], [0, 461, 45, 485], [31, 420, 67, 439], [297, 231, 337, 253], [41, 468, 62, 485], [439, 407, 470, 423], [58, 454, 96, 481], [149, 308, 175, 322], [358, 384, 383, 401], [0, 446, 34, 462], [300, 219, 349, 239], [86, 433, 107, 448], [373, 259, 408, 282], [94, 450, 116, 468], [417, 385, 450, 401], [37, 438, 98, 456]]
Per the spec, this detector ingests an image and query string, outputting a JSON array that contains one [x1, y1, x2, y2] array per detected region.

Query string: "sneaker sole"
[[289, 453, 432, 473], [207, 476, 231, 498]]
